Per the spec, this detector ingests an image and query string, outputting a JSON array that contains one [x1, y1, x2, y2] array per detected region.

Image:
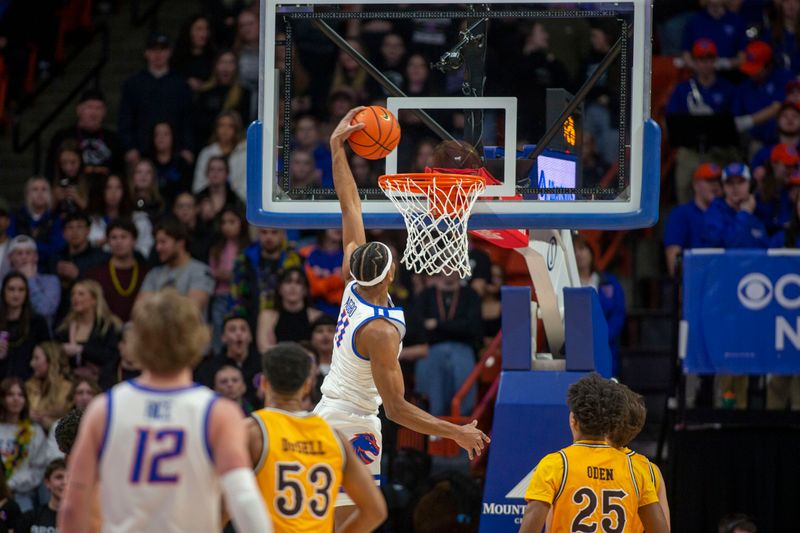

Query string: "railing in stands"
[[11, 24, 109, 173]]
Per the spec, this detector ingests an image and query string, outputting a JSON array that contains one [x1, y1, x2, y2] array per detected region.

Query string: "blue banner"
[[683, 250, 800, 374]]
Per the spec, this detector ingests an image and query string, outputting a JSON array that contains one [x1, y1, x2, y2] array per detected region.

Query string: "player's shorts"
[[313, 397, 382, 507]]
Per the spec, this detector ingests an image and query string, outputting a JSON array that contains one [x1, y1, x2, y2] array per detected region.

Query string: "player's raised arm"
[[209, 398, 274, 533], [361, 320, 490, 459], [330, 106, 367, 280], [58, 395, 106, 533]]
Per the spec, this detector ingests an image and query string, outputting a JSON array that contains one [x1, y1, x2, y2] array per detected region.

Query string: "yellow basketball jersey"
[[623, 447, 661, 533], [525, 440, 659, 533], [252, 408, 345, 532]]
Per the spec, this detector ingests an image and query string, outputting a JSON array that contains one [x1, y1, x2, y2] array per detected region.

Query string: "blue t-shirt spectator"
[[664, 201, 707, 250], [666, 77, 737, 115], [703, 197, 769, 248], [682, 9, 747, 59], [769, 228, 800, 247], [734, 67, 794, 142]]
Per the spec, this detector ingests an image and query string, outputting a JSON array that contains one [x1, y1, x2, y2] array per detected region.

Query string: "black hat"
[[79, 88, 105, 104], [146, 32, 171, 49]]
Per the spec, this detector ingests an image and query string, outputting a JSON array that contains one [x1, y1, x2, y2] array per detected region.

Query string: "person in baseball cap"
[[667, 39, 736, 118], [702, 162, 768, 248], [740, 41, 773, 77], [663, 162, 723, 275]]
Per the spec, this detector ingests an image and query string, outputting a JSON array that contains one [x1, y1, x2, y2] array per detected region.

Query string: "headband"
[[354, 243, 393, 287]]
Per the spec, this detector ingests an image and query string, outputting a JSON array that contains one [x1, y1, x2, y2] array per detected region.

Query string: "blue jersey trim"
[[351, 285, 404, 315], [203, 395, 219, 463], [98, 390, 113, 460], [350, 315, 405, 361], [127, 380, 203, 394]]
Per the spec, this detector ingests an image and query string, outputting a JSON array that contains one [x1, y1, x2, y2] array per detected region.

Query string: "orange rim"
[[378, 173, 485, 217], [378, 173, 486, 192]]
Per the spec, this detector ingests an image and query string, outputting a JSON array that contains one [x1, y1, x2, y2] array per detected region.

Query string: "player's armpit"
[[637, 502, 670, 533], [58, 395, 107, 533], [518, 500, 550, 533], [244, 416, 264, 469], [337, 435, 387, 533]]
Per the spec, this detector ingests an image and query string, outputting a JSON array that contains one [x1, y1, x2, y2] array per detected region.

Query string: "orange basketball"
[[347, 106, 401, 160]]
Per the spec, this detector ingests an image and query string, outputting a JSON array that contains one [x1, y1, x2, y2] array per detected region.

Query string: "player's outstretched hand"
[[454, 420, 491, 460], [330, 106, 366, 150]]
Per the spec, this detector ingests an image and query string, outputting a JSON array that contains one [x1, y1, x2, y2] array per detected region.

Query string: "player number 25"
[[275, 462, 334, 518], [571, 487, 627, 533]]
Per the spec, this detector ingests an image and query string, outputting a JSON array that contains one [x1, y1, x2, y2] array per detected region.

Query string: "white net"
[[379, 174, 486, 278]]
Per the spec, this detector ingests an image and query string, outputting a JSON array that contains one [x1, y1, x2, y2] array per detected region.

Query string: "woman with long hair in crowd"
[[171, 14, 216, 92], [25, 342, 73, 432], [193, 50, 251, 147], [45, 377, 101, 458], [86, 173, 153, 257], [196, 157, 245, 231], [129, 159, 165, 221], [192, 110, 247, 200], [148, 121, 193, 207], [769, 0, 800, 72], [0, 272, 51, 380], [208, 206, 249, 351], [330, 39, 369, 101], [51, 141, 88, 216], [55, 280, 121, 381], [256, 267, 323, 353], [0, 378, 49, 512]]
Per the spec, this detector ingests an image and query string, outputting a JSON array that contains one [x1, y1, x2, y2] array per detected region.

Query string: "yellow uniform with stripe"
[[252, 408, 346, 532], [525, 440, 659, 533], [623, 447, 661, 533]]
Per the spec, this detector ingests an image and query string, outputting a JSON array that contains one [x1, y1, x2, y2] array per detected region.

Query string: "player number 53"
[[275, 461, 334, 518], [571, 487, 627, 533]]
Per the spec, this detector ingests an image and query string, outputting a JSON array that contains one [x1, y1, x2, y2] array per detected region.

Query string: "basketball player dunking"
[[313, 107, 490, 527], [59, 290, 273, 533]]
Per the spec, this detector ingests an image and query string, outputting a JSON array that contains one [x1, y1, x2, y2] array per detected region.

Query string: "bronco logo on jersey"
[[350, 433, 380, 465], [345, 296, 357, 317]]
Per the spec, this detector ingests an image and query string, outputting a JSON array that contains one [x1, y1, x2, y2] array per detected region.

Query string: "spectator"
[[196, 157, 246, 229], [130, 159, 165, 221], [8, 177, 64, 270], [320, 87, 358, 141], [16, 458, 65, 531], [303, 229, 344, 315], [46, 379, 99, 461], [481, 264, 503, 343], [681, 0, 747, 71], [86, 219, 148, 323], [350, 154, 376, 187], [293, 115, 333, 187], [98, 323, 141, 391], [192, 110, 248, 201], [288, 149, 323, 189], [194, 315, 260, 407], [415, 273, 482, 416], [718, 514, 758, 533], [768, 0, 800, 73], [309, 314, 336, 378], [367, 33, 407, 100], [574, 236, 626, 373], [256, 267, 323, 353], [3, 236, 60, 327], [118, 32, 194, 167], [25, 342, 72, 431], [45, 90, 123, 178], [0, 469, 21, 532], [208, 207, 249, 352], [0, 272, 51, 380], [139, 217, 215, 314], [413, 472, 481, 533], [193, 50, 251, 149], [230, 228, 303, 324], [755, 143, 798, 233], [771, 173, 800, 246], [0, 378, 49, 512], [275, 31, 311, 116], [750, 99, 800, 178], [213, 364, 253, 414], [0, 201, 9, 269], [55, 280, 121, 381], [147, 121, 193, 208], [411, 138, 436, 174], [171, 14, 216, 93], [330, 39, 370, 101], [171, 192, 211, 261], [86, 173, 153, 258], [703, 163, 770, 247], [664, 162, 724, 276], [233, 8, 260, 117], [734, 41, 793, 145], [51, 141, 89, 216]]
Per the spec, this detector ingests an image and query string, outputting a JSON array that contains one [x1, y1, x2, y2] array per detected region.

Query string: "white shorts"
[[313, 397, 382, 507]]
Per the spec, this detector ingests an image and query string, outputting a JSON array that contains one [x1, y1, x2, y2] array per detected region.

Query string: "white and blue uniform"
[[98, 380, 221, 533], [314, 280, 405, 506]]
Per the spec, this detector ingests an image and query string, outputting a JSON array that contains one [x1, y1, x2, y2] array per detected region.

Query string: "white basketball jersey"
[[98, 381, 221, 533], [320, 281, 406, 414]]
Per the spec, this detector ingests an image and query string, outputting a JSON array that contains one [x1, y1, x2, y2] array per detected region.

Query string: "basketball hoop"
[[378, 173, 485, 278]]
